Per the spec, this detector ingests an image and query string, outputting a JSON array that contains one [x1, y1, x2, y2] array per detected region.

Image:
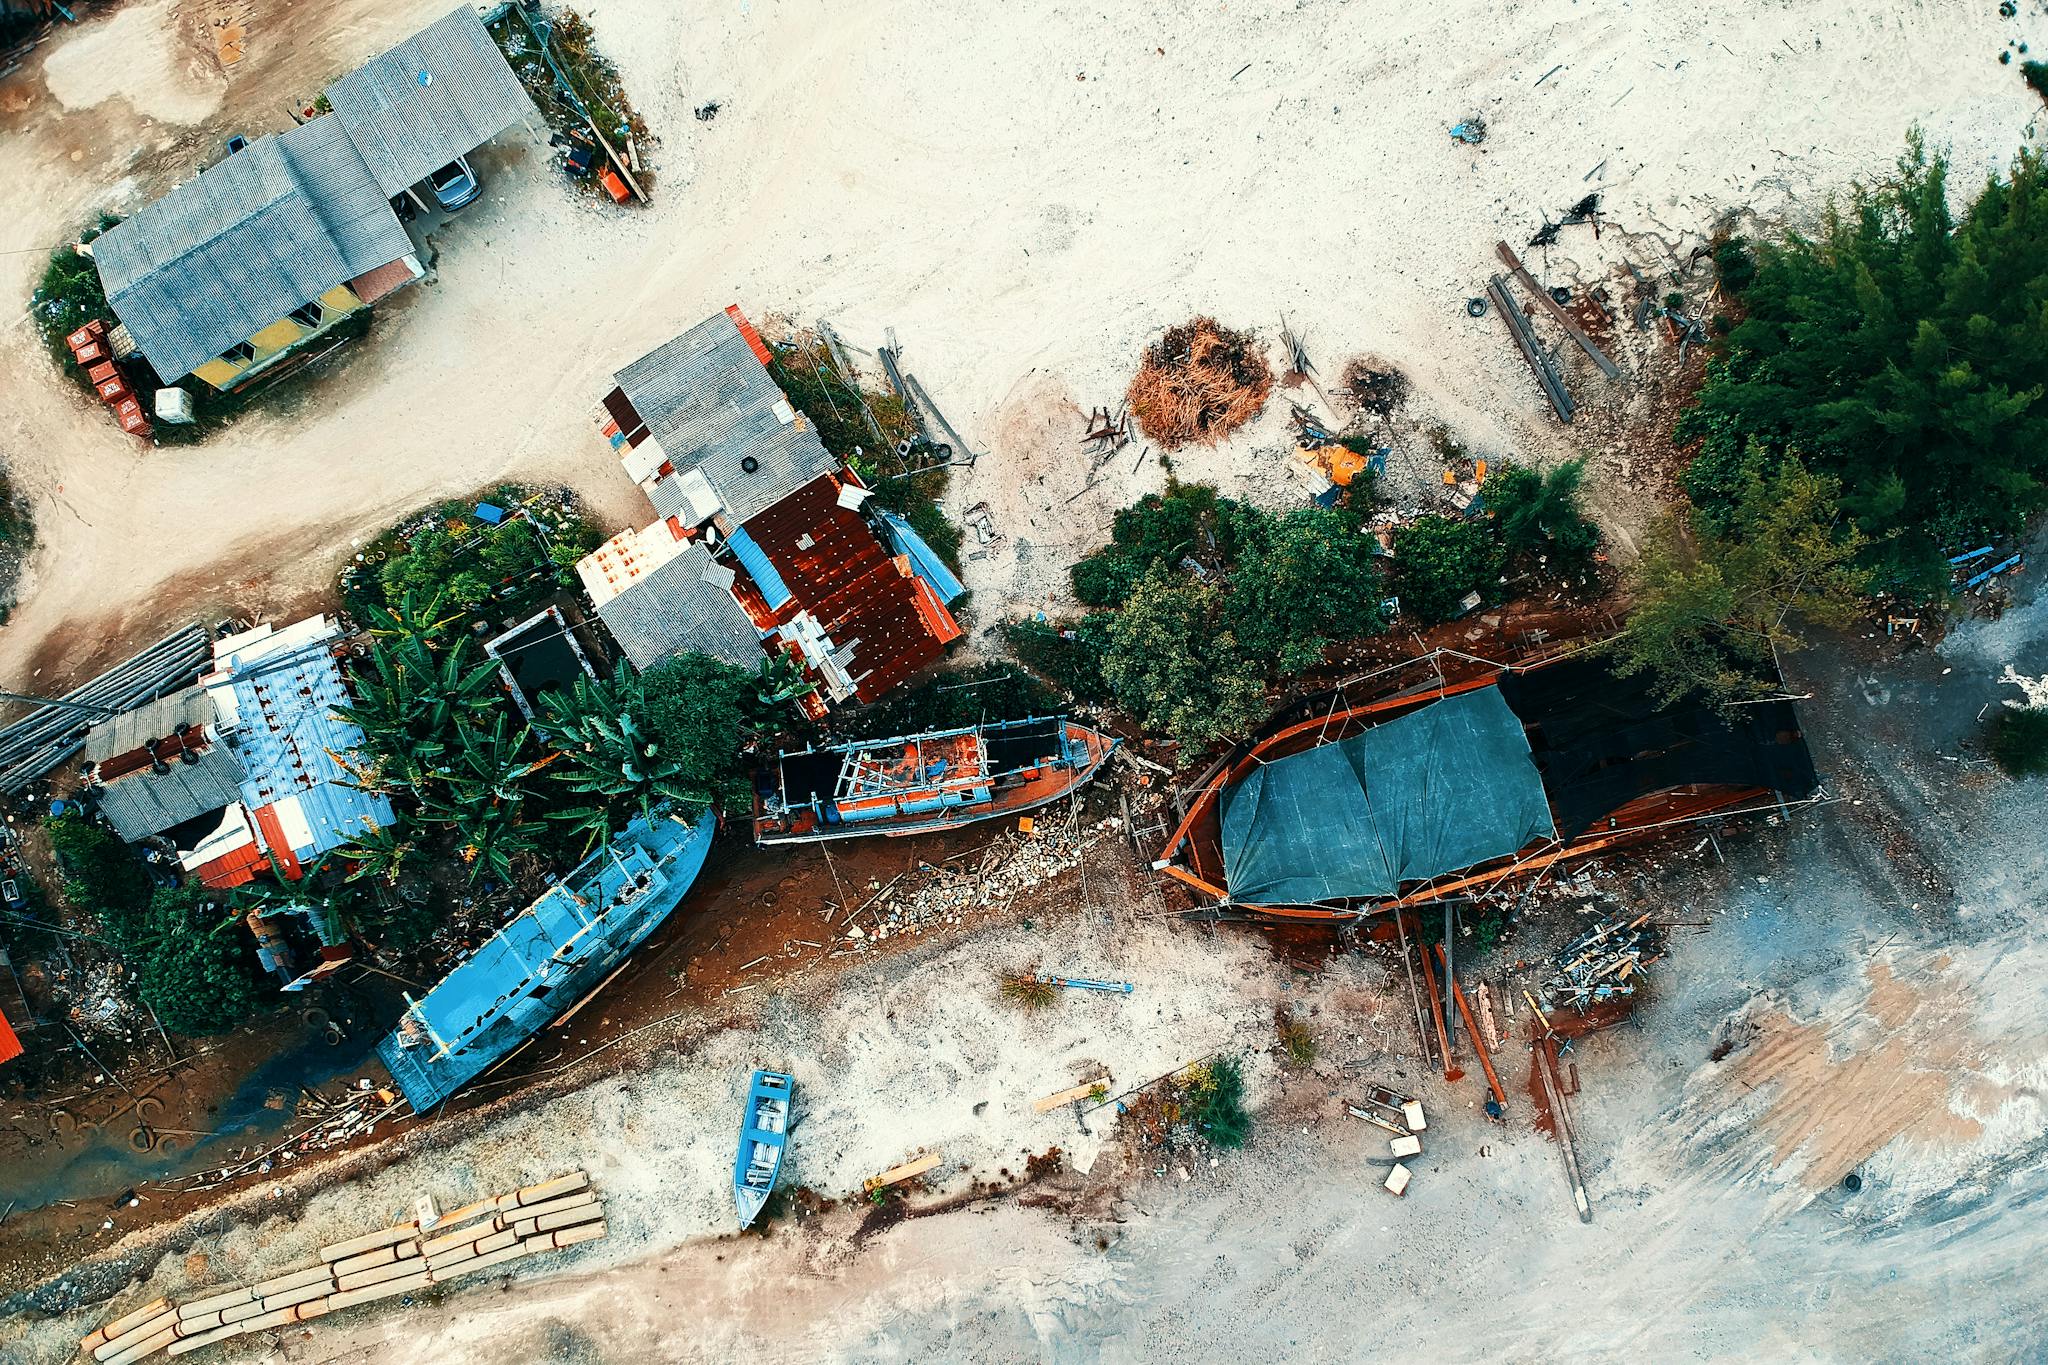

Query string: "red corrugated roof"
[[252, 804, 305, 880], [741, 474, 947, 704], [194, 841, 268, 889], [725, 305, 773, 366], [0, 1011, 21, 1067]]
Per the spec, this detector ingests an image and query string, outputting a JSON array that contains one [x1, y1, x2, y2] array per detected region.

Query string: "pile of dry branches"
[[1342, 357, 1409, 416], [1126, 317, 1273, 448]]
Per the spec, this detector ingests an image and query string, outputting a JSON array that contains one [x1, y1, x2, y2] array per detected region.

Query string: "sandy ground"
[[0, 0, 2036, 684]]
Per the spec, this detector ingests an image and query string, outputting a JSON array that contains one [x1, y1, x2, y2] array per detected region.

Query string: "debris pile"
[[154, 1085, 404, 1195], [1126, 316, 1273, 449], [1341, 359, 1409, 417], [844, 816, 1117, 944], [1538, 913, 1661, 1011]]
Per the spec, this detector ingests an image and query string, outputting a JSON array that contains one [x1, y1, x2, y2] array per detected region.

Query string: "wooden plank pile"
[[77, 1172, 606, 1362]]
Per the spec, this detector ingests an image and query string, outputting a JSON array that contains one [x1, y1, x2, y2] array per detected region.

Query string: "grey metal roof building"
[[83, 687, 216, 765], [324, 6, 536, 199], [92, 116, 415, 382], [595, 543, 763, 672], [612, 312, 840, 527]]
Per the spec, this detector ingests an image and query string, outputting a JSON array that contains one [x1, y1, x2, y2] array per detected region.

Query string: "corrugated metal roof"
[[615, 312, 839, 527], [324, 5, 536, 198], [592, 542, 764, 671], [93, 117, 413, 381], [744, 475, 947, 704], [84, 686, 215, 762], [97, 746, 247, 841]]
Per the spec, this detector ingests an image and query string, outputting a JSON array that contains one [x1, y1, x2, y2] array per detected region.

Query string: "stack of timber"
[[76, 1172, 606, 1362]]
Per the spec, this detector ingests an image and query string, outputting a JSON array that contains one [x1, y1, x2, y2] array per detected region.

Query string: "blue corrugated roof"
[[878, 510, 966, 603], [724, 526, 793, 610]]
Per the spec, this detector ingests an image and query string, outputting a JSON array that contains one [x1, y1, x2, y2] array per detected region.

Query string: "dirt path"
[[0, 0, 2032, 690]]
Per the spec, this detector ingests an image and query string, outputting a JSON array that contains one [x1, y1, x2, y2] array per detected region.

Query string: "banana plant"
[[540, 670, 713, 828], [335, 820, 417, 887]]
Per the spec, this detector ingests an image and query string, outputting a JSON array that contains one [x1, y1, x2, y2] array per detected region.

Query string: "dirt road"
[[0, 0, 2031, 688]]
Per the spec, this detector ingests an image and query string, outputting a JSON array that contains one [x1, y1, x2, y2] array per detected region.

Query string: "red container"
[[86, 360, 118, 384], [96, 375, 130, 404], [66, 319, 107, 352], [72, 340, 106, 366]]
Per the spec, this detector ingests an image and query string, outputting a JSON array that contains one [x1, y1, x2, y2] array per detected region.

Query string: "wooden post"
[[1494, 241, 1621, 378], [1411, 914, 1460, 1082], [1435, 945, 1506, 1114]]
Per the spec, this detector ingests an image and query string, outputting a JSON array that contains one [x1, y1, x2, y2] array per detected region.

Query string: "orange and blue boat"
[[753, 716, 1116, 843]]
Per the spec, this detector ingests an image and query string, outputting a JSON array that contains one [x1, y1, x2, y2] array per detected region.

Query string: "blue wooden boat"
[[734, 1069, 794, 1227]]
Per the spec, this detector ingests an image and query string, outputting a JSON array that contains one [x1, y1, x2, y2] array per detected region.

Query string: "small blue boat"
[[734, 1069, 794, 1227]]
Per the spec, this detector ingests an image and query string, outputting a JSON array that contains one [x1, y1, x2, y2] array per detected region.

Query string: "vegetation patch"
[[1678, 137, 2048, 598], [1171, 1056, 1252, 1149], [1127, 317, 1274, 449], [1613, 453, 1868, 708], [341, 485, 598, 620], [1988, 708, 2048, 777], [1064, 482, 1389, 751], [998, 972, 1060, 1010]]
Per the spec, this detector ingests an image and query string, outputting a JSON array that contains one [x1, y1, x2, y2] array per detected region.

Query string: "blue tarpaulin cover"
[[1219, 688, 1555, 905], [878, 510, 966, 603]]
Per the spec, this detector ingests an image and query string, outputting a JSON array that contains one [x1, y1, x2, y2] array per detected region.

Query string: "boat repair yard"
[[6, 579, 2048, 1362], [0, 0, 2043, 1361]]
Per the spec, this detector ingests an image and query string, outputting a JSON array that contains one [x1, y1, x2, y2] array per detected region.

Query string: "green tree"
[[1071, 483, 1242, 607], [1225, 504, 1388, 673], [1486, 459, 1600, 582], [1613, 452, 1869, 706], [541, 668, 718, 833], [638, 652, 761, 813], [1988, 708, 2048, 777], [336, 595, 502, 794], [1391, 516, 1503, 624], [131, 886, 263, 1035], [46, 815, 152, 926], [1678, 136, 2048, 594], [1100, 565, 1267, 750]]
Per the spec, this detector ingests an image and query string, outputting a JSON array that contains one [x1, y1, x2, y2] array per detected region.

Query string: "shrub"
[[1003, 617, 1112, 703], [999, 973, 1059, 1010], [1486, 459, 1600, 584], [46, 816, 152, 928], [131, 886, 262, 1035], [2024, 59, 2048, 102], [1276, 1011, 1318, 1068], [1392, 516, 1503, 624], [1178, 1057, 1252, 1149], [1989, 708, 2048, 777], [1712, 235, 1757, 293]]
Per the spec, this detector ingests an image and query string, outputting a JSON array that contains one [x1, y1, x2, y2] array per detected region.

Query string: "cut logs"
[[80, 1172, 606, 1363]]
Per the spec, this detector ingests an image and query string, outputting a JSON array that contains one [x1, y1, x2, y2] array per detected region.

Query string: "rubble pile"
[[846, 815, 1122, 945], [1538, 913, 1662, 1011]]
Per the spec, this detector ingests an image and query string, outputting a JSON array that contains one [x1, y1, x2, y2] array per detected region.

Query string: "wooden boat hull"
[[754, 720, 1117, 844]]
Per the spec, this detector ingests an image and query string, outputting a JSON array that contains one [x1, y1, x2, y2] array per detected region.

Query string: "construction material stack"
[[76, 1172, 606, 1362], [66, 320, 151, 440]]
